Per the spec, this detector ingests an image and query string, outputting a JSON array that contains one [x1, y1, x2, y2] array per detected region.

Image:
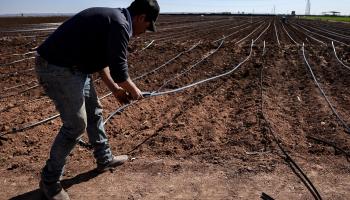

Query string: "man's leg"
[[36, 63, 88, 183], [84, 76, 128, 172], [84, 76, 112, 164]]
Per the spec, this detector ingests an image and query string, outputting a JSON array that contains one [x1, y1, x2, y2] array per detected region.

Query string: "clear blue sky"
[[0, 0, 349, 15]]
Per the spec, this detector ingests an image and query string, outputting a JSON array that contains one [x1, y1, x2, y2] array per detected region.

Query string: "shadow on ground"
[[9, 169, 100, 200]]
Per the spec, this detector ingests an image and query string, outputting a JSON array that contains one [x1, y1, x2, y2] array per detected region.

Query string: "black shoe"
[[39, 180, 70, 200], [96, 155, 128, 173]]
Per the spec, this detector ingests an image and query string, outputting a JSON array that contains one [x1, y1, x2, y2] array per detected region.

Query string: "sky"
[[0, 0, 349, 16]]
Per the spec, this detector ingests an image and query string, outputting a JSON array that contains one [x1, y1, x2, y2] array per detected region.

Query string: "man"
[[35, 0, 159, 199]]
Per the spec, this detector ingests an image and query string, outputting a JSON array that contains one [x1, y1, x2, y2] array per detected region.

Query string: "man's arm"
[[99, 67, 143, 101]]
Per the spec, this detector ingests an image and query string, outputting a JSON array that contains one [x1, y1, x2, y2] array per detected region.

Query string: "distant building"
[[291, 11, 296, 16], [322, 11, 341, 16]]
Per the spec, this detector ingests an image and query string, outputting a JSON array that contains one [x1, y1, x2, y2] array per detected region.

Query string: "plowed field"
[[0, 15, 350, 199]]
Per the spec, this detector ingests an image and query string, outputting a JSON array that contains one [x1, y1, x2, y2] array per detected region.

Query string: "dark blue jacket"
[[37, 7, 132, 83]]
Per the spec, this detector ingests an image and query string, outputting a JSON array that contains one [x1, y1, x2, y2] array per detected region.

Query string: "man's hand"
[[129, 86, 143, 100], [99, 67, 143, 102], [112, 86, 131, 104], [118, 78, 143, 101]]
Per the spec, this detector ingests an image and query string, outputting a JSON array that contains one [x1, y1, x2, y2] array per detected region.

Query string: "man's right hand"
[[117, 78, 144, 101], [112, 86, 131, 104], [99, 67, 143, 103]]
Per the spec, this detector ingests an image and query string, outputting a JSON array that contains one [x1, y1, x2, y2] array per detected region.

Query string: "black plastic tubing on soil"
[[302, 43, 350, 134]]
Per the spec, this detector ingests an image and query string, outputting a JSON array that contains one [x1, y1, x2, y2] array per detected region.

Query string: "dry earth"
[[0, 15, 350, 199]]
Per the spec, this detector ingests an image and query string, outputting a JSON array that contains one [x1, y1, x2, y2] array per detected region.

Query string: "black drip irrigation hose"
[[0, 114, 60, 139], [2, 24, 258, 146], [155, 18, 245, 42], [288, 23, 326, 46], [2, 80, 37, 91], [307, 136, 350, 162], [281, 23, 299, 45], [138, 40, 155, 52], [96, 40, 254, 151], [302, 44, 350, 134], [212, 22, 255, 43], [300, 22, 350, 40], [0, 84, 39, 99], [332, 41, 350, 71], [2, 51, 36, 58], [156, 39, 224, 92], [0, 39, 151, 69], [261, 192, 275, 200], [254, 22, 271, 44], [0, 68, 35, 78], [71, 26, 260, 148], [96, 41, 202, 101], [0, 96, 48, 113], [235, 22, 265, 44], [0, 41, 202, 139], [274, 22, 281, 46], [0, 27, 58, 33], [133, 41, 201, 81], [0, 57, 35, 67], [259, 59, 322, 200], [100, 39, 225, 126], [294, 23, 349, 47], [262, 41, 266, 56]]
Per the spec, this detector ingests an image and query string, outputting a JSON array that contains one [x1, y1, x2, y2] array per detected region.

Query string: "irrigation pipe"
[[288, 24, 326, 45], [212, 23, 254, 43], [307, 136, 350, 162], [3, 51, 36, 58], [332, 41, 350, 70], [274, 23, 281, 46], [156, 39, 224, 92], [281, 23, 299, 45], [0, 41, 202, 138], [103, 40, 254, 126], [301, 23, 350, 40], [0, 84, 39, 99], [262, 41, 266, 56], [259, 60, 322, 200], [99, 41, 202, 100], [0, 96, 48, 113], [78, 41, 256, 149], [173, 19, 259, 44], [295, 23, 349, 47], [315, 25, 350, 39], [158, 18, 238, 32], [0, 40, 152, 74], [302, 44, 350, 134], [0, 68, 35, 78], [253, 23, 271, 43], [102, 40, 226, 126], [85, 35, 256, 146], [261, 192, 275, 200], [0, 27, 57, 33], [235, 22, 264, 44], [3, 80, 37, 91], [139, 40, 155, 52], [0, 57, 35, 67], [155, 18, 239, 42], [0, 114, 60, 138]]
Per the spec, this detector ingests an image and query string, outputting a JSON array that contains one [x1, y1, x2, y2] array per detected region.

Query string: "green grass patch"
[[302, 16, 350, 22]]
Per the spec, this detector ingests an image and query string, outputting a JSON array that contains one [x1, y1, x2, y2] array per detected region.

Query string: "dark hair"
[[127, 0, 159, 21]]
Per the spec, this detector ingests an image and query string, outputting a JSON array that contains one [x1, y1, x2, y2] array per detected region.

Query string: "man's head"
[[127, 0, 160, 36]]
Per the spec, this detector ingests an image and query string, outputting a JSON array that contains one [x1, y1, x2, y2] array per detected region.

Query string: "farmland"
[[0, 15, 350, 199], [302, 15, 350, 22]]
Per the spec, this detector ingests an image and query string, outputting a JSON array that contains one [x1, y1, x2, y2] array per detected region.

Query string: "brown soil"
[[0, 15, 350, 200]]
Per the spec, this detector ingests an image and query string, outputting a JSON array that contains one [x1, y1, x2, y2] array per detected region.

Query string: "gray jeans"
[[35, 56, 113, 183]]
